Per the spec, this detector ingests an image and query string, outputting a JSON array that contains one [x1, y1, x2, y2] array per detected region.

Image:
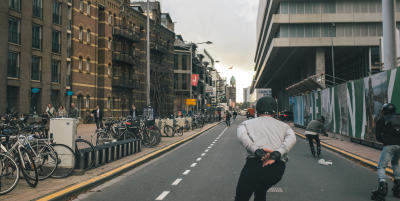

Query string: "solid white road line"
[[190, 163, 197, 167], [196, 157, 202, 161], [172, 178, 183, 186], [155, 191, 170, 200], [183, 170, 191, 175], [201, 153, 206, 156]]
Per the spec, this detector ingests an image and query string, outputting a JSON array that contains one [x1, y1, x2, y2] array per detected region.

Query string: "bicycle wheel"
[[31, 143, 58, 180], [18, 146, 38, 187], [163, 125, 174, 137], [96, 130, 113, 145], [51, 144, 76, 178], [75, 139, 95, 170], [176, 127, 184, 136], [0, 153, 19, 195]]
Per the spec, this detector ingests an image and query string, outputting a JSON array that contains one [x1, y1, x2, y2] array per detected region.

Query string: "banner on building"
[[191, 74, 199, 87], [291, 67, 400, 143]]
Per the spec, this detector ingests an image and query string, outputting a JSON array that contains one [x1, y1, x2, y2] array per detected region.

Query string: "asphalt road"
[[74, 116, 398, 201]]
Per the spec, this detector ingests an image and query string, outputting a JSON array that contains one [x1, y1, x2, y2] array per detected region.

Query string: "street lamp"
[[330, 23, 336, 86], [146, 0, 150, 106]]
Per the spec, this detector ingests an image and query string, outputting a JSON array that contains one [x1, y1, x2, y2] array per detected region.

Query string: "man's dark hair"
[[382, 103, 396, 115], [256, 97, 276, 115]]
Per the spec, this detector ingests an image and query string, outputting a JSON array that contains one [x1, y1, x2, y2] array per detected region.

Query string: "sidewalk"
[[290, 123, 391, 173], [2, 122, 221, 201]]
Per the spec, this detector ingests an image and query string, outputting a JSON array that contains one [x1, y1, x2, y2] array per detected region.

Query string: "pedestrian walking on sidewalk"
[[371, 103, 400, 201], [225, 110, 231, 126], [69, 103, 79, 118], [91, 105, 103, 129], [235, 97, 296, 201], [305, 116, 326, 158]]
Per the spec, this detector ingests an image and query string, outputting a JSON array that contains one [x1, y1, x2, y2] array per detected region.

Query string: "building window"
[[174, 55, 178, 70], [79, 26, 83, 41], [86, 29, 91, 43], [7, 86, 19, 113], [53, 0, 62, 25], [108, 37, 112, 49], [51, 60, 60, 83], [33, 0, 43, 18], [174, 74, 178, 89], [86, 58, 90, 72], [66, 61, 72, 86], [79, 56, 83, 71], [9, 0, 21, 11], [51, 90, 60, 108], [108, 64, 112, 76], [86, 95, 90, 108], [52, 30, 61, 53], [8, 17, 20, 44], [8, 51, 20, 78], [77, 95, 83, 115], [182, 74, 187, 89], [108, 13, 112, 24], [87, 1, 91, 15], [31, 56, 41, 81], [182, 55, 187, 70], [79, 0, 84, 12], [32, 24, 42, 49]]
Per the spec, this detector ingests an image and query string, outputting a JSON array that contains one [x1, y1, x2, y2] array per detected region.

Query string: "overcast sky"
[[160, 0, 259, 103]]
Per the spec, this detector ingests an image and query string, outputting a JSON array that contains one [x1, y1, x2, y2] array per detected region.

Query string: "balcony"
[[112, 26, 140, 42], [112, 78, 138, 89], [150, 41, 169, 54], [112, 53, 137, 66]]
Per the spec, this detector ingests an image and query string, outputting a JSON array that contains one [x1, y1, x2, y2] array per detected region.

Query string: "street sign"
[[186, 99, 197, 106], [66, 91, 74, 96], [31, 88, 40, 94]]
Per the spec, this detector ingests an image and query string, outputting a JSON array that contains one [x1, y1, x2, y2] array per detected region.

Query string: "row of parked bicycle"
[[0, 113, 219, 195]]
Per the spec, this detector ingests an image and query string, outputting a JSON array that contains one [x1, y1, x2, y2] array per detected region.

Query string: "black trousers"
[[306, 134, 321, 156], [95, 119, 103, 129], [235, 158, 286, 201], [226, 118, 231, 126]]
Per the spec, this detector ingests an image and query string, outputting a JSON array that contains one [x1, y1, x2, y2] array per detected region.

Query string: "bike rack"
[[75, 139, 141, 170]]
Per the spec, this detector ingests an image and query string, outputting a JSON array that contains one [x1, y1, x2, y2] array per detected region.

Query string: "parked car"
[[279, 111, 293, 121]]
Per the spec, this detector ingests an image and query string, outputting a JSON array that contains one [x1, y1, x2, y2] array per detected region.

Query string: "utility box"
[[49, 118, 78, 152]]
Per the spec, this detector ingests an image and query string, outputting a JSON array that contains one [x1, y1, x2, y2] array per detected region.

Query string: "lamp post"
[[146, 0, 150, 106], [330, 23, 336, 86]]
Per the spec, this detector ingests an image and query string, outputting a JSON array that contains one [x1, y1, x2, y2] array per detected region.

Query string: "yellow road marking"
[[36, 124, 219, 201], [294, 132, 393, 174]]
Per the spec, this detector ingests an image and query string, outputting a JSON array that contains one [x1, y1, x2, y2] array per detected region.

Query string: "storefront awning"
[[286, 76, 324, 96]]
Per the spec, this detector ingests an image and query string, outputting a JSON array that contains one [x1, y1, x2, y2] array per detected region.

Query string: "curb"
[[294, 132, 393, 175], [34, 122, 222, 201]]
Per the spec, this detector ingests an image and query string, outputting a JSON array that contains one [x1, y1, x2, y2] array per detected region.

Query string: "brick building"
[[0, 0, 69, 114], [1, 0, 175, 117]]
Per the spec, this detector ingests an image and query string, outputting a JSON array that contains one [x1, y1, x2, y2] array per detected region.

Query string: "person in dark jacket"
[[91, 105, 103, 129], [305, 116, 326, 158], [129, 104, 136, 118], [372, 103, 400, 201], [225, 111, 232, 126]]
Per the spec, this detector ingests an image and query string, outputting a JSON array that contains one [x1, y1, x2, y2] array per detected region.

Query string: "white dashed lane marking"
[[201, 153, 206, 156], [190, 163, 197, 167], [205, 149, 209, 152], [196, 157, 202, 161], [171, 178, 182, 186], [183, 170, 191, 175], [155, 191, 170, 200]]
